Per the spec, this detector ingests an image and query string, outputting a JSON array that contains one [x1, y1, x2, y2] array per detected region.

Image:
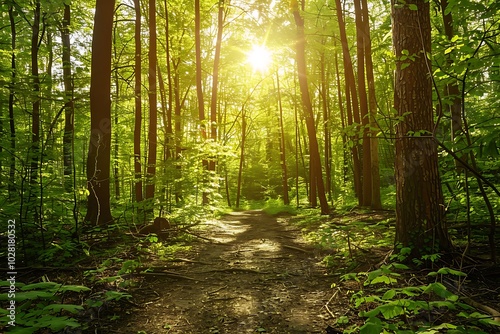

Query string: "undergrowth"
[[294, 210, 500, 334]]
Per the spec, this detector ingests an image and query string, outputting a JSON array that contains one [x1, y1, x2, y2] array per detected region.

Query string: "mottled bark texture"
[[392, 0, 451, 256]]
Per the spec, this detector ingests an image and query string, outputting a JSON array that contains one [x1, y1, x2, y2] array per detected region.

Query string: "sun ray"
[[247, 45, 272, 73]]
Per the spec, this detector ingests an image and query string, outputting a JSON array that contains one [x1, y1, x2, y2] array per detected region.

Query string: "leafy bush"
[[340, 259, 500, 333], [0, 280, 90, 333]]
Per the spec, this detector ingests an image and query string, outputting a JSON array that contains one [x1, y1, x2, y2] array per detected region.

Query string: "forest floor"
[[109, 210, 345, 334]]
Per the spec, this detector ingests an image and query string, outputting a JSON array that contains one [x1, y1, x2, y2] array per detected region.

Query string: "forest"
[[0, 0, 499, 333]]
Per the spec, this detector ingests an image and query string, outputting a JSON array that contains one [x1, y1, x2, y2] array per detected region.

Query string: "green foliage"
[[262, 198, 297, 215], [340, 257, 499, 333], [0, 280, 90, 333]]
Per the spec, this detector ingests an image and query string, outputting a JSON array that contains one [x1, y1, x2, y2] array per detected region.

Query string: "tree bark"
[[354, 0, 372, 207], [8, 5, 16, 196], [85, 0, 115, 225], [392, 0, 451, 256], [195, 0, 209, 205], [133, 0, 143, 205], [164, 0, 173, 161], [335, 0, 363, 205], [31, 0, 41, 185], [360, 0, 382, 209], [61, 4, 75, 192], [209, 0, 224, 172], [276, 72, 290, 205], [146, 0, 158, 205], [291, 6, 329, 215]]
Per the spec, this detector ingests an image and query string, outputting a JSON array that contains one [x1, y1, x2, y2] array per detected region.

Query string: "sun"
[[247, 45, 272, 73]]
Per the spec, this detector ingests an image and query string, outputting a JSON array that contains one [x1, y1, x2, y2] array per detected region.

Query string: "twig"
[[282, 244, 312, 253]]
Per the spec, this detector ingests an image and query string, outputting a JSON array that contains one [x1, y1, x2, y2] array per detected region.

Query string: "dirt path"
[[113, 210, 339, 333]]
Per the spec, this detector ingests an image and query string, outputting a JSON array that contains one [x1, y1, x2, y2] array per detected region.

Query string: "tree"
[[134, 0, 143, 206], [360, 0, 382, 210], [195, 0, 209, 205], [85, 0, 115, 225], [291, 1, 329, 214], [276, 72, 290, 205], [61, 3, 75, 192], [392, 0, 451, 257], [335, 0, 363, 205], [8, 4, 16, 197], [30, 0, 40, 185], [354, 0, 372, 207], [145, 0, 158, 207]]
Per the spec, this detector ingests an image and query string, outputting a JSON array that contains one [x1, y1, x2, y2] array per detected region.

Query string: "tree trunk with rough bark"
[[85, 0, 115, 225], [392, 0, 451, 257]]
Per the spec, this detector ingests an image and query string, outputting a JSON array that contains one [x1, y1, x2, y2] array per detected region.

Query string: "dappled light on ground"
[[112, 210, 336, 333]]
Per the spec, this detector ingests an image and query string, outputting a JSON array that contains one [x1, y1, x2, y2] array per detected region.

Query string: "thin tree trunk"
[[354, 0, 372, 207], [31, 0, 41, 185], [85, 0, 115, 225], [440, 0, 463, 146], [195, 0, 209, 205], [360, 0, 382, 209], [236, 109, 246, 208], [61, 4, 75, 192], [133, 0, 143, 205], [173, 63, 184, 204], [335, 0, 362, 205], [146, 0, 158, 206], [209, 0, 224, 172], [291, 5, 329, 215], [112, 18, 120, 200], [8, 5, 16, 197], [333, 39, 348, 185], [320, 47, 332, 202], [276, 72, 290, 205], [164, 0, 173, 160]]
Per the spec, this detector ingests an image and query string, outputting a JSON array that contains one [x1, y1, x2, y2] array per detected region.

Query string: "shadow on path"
[[113, 210, 337, 334]]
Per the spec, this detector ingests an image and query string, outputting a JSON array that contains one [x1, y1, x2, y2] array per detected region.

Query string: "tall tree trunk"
[[333, 39, 348, 185], [164, 0, 173, 160], [195, 0, 209, 205], [8, 5, 16, 197], [360, 0, 382, 209], [354, 0, 372, 207], [392, 0, 451, 257], [335, 0, 362, 205], [133, 0, 143, 205], [173, 62, 184, 204], [276, 72, 290, 205], [146, 0, 158, 206], [291, 5, 329, 215], [209, 0, 224, 173], [31, 0, 41, 185], [320, 49, 332, 202], [236, 109, 246, 208], [440, 0, 462, 145], [62, 4, 75, 192], [85, 0, 115, 225], [112, 18, 120, 200]]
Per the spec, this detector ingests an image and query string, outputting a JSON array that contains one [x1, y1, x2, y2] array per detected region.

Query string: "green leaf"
[[401, 62, 410, 70], [423, 282, 458, 301], [392, 263, 410, 270], [58, 285, 91, 293], [43, 304, 84, 314], [408, 4, 418, 10], [382, 289, 396, 300], [370, 275, 397, 285], [360, 317, 383, 334], [21, 282, 60, 291]]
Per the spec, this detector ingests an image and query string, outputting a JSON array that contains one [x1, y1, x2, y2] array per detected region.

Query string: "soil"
[[110, 210, 344, 334]]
